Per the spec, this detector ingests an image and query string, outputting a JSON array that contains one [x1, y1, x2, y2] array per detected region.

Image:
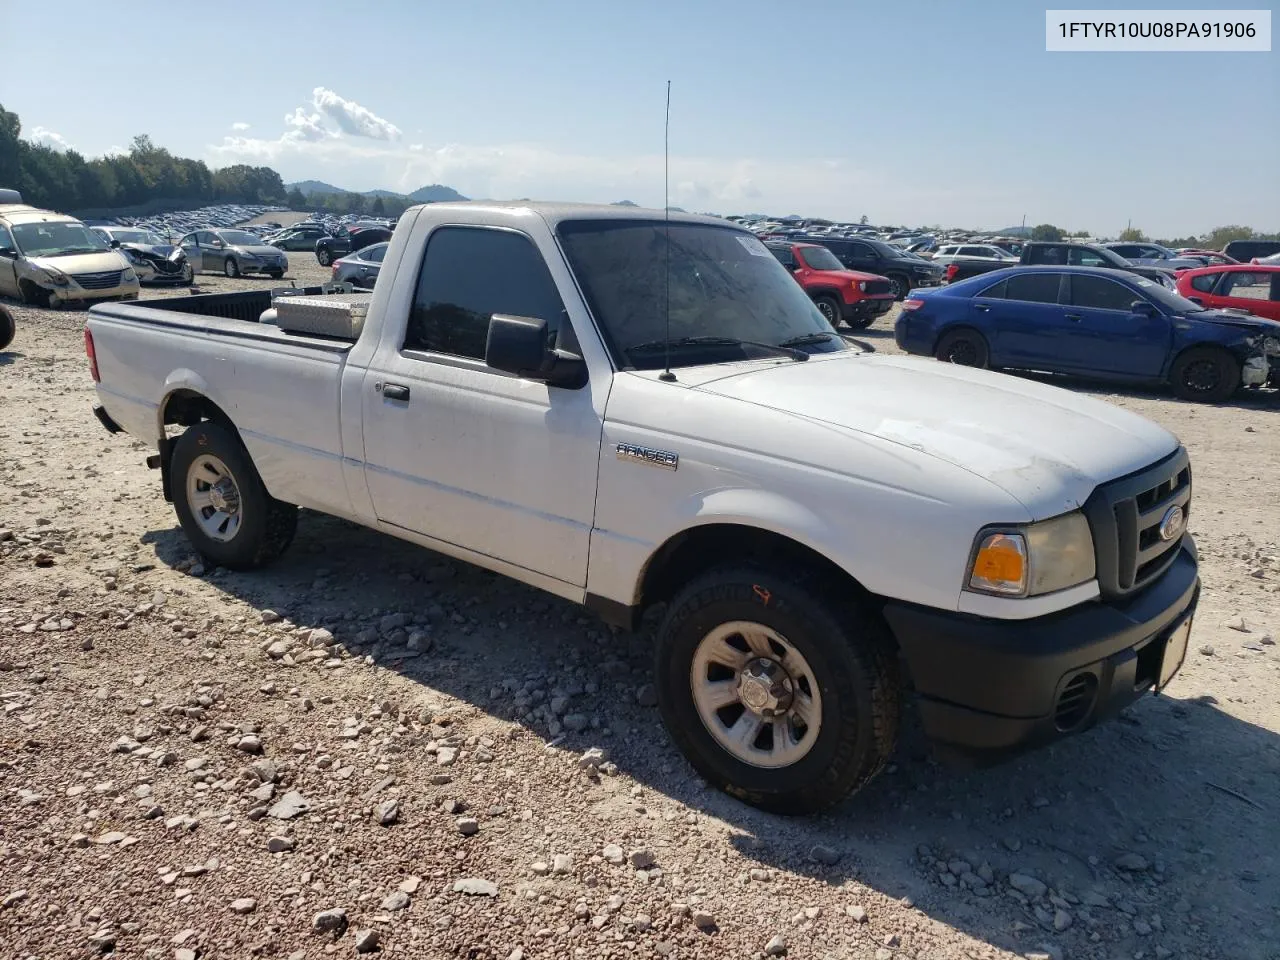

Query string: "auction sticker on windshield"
[[736, 235, 774, 258], [1046, 9, 1271, 51]]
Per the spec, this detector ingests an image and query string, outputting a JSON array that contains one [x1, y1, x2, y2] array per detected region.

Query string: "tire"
[[268, 270, 284, 280], [847, 314, 876, 330], [888, 274, 911, 301], [654, 566, 901, 815], [170, 420, 297, 570], [316, 249, 332, 267], [19, 280, 51, 309], [182, 263, 194, 283], [934, 327, 989, 368], [1170, 346, 1240, 402], [0, 305, 14, 350], [224, 258, 240, 279], [813, 295, 843, 328]]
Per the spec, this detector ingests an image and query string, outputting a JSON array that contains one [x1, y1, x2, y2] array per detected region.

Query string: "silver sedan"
[[331, 242, 387, 289]]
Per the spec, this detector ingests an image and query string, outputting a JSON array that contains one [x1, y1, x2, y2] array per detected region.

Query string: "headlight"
[[239, 251, 259, 260], [966, 511, 1095, 597], [122, 268, 137, 283], [38, 266, 71, 287], [855, 280, 867, 292]]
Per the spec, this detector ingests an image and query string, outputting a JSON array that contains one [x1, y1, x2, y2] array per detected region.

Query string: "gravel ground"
[[1, 255, 1278, 960]]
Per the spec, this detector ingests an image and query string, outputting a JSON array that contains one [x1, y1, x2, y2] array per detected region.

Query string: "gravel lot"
[[1, 254, 1277, 960]]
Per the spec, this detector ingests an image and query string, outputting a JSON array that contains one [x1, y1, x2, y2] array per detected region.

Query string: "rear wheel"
[[316, 249, 332, 267], [847, 314, 876, 330], [224, 258, 240, 279], [1170, 346, 1239, 402], [655, 566, 900, 814], [170, 420, 297, 570], [813, 295, 842, 328], [934, 328, 989, 368], [268, 270, 284, 280]]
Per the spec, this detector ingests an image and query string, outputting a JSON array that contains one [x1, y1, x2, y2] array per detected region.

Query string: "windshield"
[[798, 245, 846, 271], [12, 221, 111, 258], [1132, 277, 1206, 313], [112, 229, 164, 245], [216, 230, 261, 246], [864, 238, 911, 260], [557, 221, 853, 370]]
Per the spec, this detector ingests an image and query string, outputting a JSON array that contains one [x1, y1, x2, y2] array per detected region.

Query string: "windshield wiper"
[[625, 335, 808, 362], [778, 332, 835, 347]]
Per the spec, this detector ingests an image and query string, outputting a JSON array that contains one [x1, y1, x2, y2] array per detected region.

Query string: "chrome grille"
[[72, 270, 123, 290], [1083, 449, 1191, 599]]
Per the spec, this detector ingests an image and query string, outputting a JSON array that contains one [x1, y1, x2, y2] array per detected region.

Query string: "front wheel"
[[934, 328, 990, 368], [0, 305, 14, 350], [316, 249, 332, 267], [1170, 346, 1240, 402], [847, 314, 876, 330], [170, 420, 297, 570], [888, 274, 911, 301], [655, 567, 900, 814], [813, 295, 842, 328], [224, 258, 240, 279]]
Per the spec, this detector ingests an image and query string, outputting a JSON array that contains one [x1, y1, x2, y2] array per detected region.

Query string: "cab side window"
[[404, 227, 568, 362]]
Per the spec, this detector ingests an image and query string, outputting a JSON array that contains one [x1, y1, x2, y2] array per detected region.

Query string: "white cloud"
[[231, 121, 251, 131], [282, 107, 334, 144], [30, 126, 73, 152], [310, 87, 401, 141], [104, 145, 127, 157]]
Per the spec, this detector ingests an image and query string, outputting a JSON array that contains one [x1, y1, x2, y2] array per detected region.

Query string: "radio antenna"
[[658, 80, 676, 383]]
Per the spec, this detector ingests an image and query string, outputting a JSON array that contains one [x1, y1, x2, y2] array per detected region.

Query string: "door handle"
[[1065, 313, 1083, 321], [381, 383, 410, 402], [974, 304, 990, 312]]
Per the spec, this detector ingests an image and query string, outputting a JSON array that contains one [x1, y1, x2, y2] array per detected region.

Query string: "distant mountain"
[[286, 181, 468, 203], [611, 200, 638, 207], [287, 179, 345, 196], [407, 184, 468, 203], [996, 225, 1034, 237]]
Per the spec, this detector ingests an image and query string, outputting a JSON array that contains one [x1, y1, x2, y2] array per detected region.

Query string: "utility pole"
[[1021, 214, 1026, 233]]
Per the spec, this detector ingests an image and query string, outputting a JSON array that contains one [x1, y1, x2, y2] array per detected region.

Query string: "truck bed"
[[86, 289, 358, 518]]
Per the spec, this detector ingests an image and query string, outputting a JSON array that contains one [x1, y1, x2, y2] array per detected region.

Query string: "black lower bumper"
[[882, 540, 1199, 763], [93, 403, 123, 434], [844, 297, 894, 321]]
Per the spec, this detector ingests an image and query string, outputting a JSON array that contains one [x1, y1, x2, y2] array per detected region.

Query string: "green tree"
[[370, 195, 385, 215], [1203, 225, 1256, 250], [286, 187, 307, 210], [1030, 223, 1064, 242], [1118, 226, 1146, 242], [859, 214, 869, 225]]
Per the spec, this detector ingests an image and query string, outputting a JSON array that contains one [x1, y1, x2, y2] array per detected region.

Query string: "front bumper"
[[239, 258, 287, 275], [49, 286, 141, 306], [844, 296, 895, 321], [883, 538, 1199, 763]]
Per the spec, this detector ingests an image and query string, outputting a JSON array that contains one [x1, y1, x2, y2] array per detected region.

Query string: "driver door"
[[198, 232, 223, 271], [0, 225, 18, 296], [179, 234, 200, 273]]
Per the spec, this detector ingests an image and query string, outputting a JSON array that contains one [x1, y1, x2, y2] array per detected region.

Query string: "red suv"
[[765, 241, 896, 328], [1177, 264, 1280, 323]]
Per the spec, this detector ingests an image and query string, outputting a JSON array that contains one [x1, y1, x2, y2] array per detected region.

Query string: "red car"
[[1177, 264, 1280, 322], [765, 241, 896, 328]]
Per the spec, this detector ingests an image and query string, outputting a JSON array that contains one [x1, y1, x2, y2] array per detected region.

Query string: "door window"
[[404, 227, 567, 361], [1219, 271, 1272, 300], [1067, 248, 1108, 267], [0, 224, 13, 251], [769, 245, 796, 269], [1069, 275, 1140, 311], [1188, 273, 1218, 293], [1003, 273, 1063, 304]]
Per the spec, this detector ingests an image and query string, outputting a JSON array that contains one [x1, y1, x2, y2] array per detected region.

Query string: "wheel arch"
[[156, 381, 243, 502], [932, 323, 989, 356]]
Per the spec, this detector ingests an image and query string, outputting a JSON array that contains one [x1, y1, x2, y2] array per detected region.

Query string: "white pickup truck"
[[85, 202, 1200, 813]]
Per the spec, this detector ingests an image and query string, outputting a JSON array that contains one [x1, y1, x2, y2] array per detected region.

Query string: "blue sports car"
[[895, 266, 1280, 402]]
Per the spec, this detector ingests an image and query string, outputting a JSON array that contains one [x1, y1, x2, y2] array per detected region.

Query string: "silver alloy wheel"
[[224, 258, 238, 278], [690, 620, 823, 769], [816, 299, 837, 323], [186, 453, 243, 543]]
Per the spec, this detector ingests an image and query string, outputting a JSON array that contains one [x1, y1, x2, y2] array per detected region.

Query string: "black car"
[[1223, 239, 1280, 263], [944, 242, 1179, 290], [797, 235, 945, 299], [314, 224, 394, 266]]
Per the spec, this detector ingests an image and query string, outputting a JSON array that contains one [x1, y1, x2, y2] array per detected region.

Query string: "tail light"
[[946, 264, 960, 282], [85, 327, 100, 382], [902, 298, 925, 311]]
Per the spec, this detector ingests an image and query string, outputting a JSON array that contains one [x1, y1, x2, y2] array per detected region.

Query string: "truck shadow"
[[140, 515, 1280, 960]]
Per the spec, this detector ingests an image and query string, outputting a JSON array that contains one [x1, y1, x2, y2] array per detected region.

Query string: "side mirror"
[[0, 246, 17, 259], [485, 314, 586, 388], [109, 239, 121, 248], [1130, 300, 1157, 317]]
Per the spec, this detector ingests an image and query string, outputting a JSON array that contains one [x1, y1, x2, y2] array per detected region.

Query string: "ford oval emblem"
[[1159, 505, 1185, 542]]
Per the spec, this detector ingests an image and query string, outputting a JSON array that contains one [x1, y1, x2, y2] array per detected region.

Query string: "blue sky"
[[6, 0, 1277, 235]]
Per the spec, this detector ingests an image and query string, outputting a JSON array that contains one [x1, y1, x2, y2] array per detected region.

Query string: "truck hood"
[[687, 353, 1179, 517]]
